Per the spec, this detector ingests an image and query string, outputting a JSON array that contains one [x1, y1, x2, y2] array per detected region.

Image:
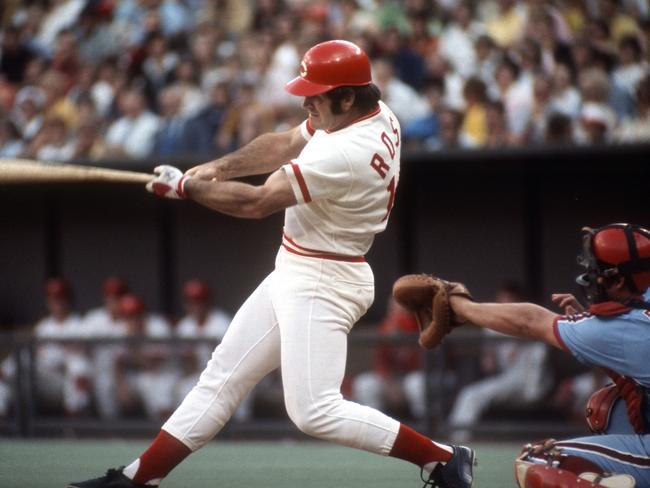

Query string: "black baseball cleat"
[[423, 445, 477, 488], [66, 467, 149, 488]]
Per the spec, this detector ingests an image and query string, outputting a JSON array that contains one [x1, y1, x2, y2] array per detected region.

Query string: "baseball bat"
[[0, 159, 153, 184]]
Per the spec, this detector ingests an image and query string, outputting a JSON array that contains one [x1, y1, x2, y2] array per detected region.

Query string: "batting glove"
[[146, 165, 191, 199]]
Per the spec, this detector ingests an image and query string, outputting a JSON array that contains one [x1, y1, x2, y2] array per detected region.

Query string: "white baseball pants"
[[163, 248, 400, 454]]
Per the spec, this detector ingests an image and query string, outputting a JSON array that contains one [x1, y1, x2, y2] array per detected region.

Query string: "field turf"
[[0, 439, 522, 487]]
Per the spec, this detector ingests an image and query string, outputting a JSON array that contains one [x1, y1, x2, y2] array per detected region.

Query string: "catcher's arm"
[[449, 296, 561, 349]]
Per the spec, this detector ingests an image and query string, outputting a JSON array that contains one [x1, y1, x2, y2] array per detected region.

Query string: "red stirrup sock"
[[128, 430, 192, 485], [389, 424, 453, 468]]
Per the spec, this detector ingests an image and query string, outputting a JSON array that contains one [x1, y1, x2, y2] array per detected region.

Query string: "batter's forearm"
[[450, 298, 560, 347], [207, 132, 302, 180], [185, 179, 268, 218]]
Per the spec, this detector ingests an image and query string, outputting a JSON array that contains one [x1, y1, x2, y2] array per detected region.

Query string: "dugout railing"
[[0, 331, 588, 441]]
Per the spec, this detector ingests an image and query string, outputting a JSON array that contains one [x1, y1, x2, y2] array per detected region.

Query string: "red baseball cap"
[[45, 278, 72, 299], [183, 279, 211, 301], [103, 276, 128, 297], [118, 294, 145, 317]]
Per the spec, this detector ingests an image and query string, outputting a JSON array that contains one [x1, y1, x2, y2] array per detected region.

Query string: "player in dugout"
[[67, 40, 476, 488], [394, 223, 650, 488]]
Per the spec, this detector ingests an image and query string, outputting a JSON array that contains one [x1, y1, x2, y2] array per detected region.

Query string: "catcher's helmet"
[[577, 223, 650, 302], [285, 40, 372, 97]]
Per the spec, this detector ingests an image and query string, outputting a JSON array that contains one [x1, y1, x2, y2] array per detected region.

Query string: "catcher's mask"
[[576, 223, 650, 304]]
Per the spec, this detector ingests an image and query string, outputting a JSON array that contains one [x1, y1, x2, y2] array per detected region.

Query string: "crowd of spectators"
[[0, 0, 649, 164]]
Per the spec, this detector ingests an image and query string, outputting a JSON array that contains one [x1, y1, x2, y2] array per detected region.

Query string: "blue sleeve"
[[556, 315, 626, 370]]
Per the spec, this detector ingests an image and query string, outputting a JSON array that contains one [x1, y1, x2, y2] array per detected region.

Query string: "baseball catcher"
[[394, 223, 650, 487]]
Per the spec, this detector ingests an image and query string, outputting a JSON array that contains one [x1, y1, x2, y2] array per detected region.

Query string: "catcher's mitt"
[[392, 274, 472, 349]]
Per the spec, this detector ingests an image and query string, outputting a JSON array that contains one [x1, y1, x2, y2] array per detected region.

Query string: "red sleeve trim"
[[305, 119, 315, 136], [552, 316, 570, 352], [290, 162, 311, 203]]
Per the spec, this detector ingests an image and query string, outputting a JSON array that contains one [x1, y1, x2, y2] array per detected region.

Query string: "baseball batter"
[[68, 40, 475, 488], [400, 223, 650, 487]]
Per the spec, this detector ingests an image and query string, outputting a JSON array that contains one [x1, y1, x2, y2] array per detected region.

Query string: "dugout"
[[0, 143, 648, 439]]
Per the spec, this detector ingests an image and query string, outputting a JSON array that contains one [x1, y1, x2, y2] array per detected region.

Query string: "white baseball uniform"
[[33, 313, 92, 413], [448, 330, 551, 441], [163, 101, 404, 454], [82, 307, 128, 419], [174, 310, 235, 410]]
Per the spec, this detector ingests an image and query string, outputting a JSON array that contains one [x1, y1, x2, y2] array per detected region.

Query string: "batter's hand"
[[146, 165, 191, 199], [185, 160, 225, 181], [551, 293, 585, 315]]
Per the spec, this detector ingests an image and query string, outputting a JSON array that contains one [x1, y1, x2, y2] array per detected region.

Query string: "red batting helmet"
[[577, 223, 650, 300], [285, 40, 372, 97], [183, 279, 211, 301]]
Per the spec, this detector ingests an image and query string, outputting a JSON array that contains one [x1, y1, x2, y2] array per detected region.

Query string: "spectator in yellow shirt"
[[461, 77, 488, 146], [486, 0, 526, 48]]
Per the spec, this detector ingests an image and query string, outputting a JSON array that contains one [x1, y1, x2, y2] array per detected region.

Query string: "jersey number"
[[376, 117, 399, 222], [382, 176, 396, 222]]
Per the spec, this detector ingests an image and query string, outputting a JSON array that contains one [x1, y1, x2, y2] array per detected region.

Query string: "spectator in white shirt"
[[438, 2, 485, 80], [34, 117, 75, 162], [576, 68, 618, 143], [493, 56, 533, 142], [615, 74, 650, 142], [612, 35, 647, 99], [105, 88, 160, 159], [372, 58, 429, 126], [549, 62, 582, 119]]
